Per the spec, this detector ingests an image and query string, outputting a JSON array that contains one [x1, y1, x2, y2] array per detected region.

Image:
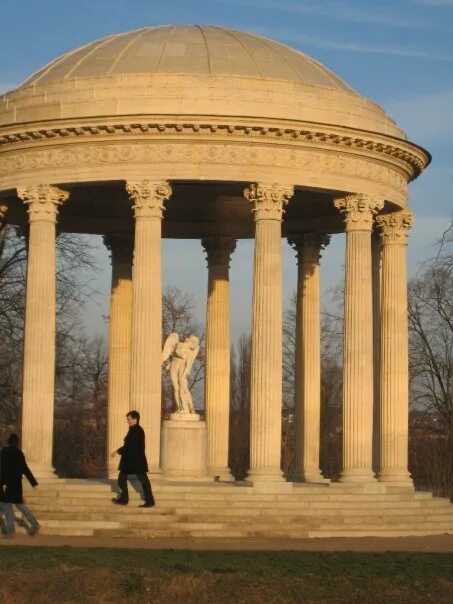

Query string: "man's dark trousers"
[[118, 471, 155, 505]]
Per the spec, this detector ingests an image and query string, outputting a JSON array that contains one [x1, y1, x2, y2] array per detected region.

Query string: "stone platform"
[[13, 480, 453, 540]]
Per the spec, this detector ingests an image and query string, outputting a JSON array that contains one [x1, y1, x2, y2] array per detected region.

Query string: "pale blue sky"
[[1, 0, 452, 339]]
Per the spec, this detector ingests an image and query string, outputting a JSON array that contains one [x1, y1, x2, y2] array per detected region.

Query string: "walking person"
[[111, 410, 155, 508], [0, 434, 40, 538]]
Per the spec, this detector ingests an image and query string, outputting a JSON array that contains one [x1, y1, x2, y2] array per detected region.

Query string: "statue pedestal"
[[160, 413, 210, 481]]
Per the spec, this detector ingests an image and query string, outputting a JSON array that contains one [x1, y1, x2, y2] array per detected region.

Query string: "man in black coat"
[[111, 410, 155, 508], [0, 434, 40, 537]]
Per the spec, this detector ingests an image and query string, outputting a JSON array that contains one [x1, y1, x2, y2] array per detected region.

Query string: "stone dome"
[[1, 24, 404, 139], [22, 25, 355, 93], [0, 24, 430, 206]]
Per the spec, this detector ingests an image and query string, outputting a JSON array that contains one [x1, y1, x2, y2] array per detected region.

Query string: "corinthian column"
[[244, 182, 294, 483], [202, 236, 236, 481], [334, 193, 384, 483], [126, 180, 172, 474], [104, 233, 133, 478], [376, 210, 414, 487], [17, 184, 69, 477], [289, 233, 330, 483]]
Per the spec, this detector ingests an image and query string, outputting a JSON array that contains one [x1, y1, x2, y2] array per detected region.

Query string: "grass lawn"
[[0, 547, 452, 603]]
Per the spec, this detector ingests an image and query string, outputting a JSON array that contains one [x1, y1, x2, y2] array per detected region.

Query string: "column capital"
[[376, 210, 414, 245], [334, 193, 384, 231], [202, 236, 237, 268], [126, 180, 172, 220], [288, 233, 330, 264], [244, 182, 294, 221], [103, 232, 134, 264], [17, 185, 69, 223]]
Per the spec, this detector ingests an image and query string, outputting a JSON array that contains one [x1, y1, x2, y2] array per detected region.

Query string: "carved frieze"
[[0, 121, 427, 179]]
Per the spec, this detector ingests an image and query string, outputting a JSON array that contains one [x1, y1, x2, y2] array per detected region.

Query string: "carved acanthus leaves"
[[126, 180, 172, 220], [202, 236, 237, 268], [244, 182, 294, 221], [376, 210, 414, 245], [103, 232, 134, 264], [17, 184, 69, 222], [334, 193, 384, 231], [288, 233, 331, 265]]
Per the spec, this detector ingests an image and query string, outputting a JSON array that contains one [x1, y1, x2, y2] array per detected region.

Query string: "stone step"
[[26, 502, 453, 520], [39, 519, 122, 529], [24, 490, 429, 503], [306, 529, 453, 538], [27, 507, 453, 523], [26, 493, 453, 513]]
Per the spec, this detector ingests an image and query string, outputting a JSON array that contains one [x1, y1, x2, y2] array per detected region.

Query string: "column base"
[[105, 462, 119, 480], [208, 466, 235, 482], [377, 470, 413, 488], [247, 467, 289, 491], [291, 468, 330, 484], [339, 468, 376, 484], [27, 463, 57, 481]]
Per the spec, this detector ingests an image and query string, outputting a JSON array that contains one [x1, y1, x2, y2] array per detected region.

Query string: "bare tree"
[[229, 334, 251, 480], [408, 225, 453, 498], [0, 226, 99, 438], [54, 336, 108, 478]]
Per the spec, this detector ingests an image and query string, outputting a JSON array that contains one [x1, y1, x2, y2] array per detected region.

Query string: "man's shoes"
[[111, 498, 128, 506], [3, 533, 15, 539], [30, 524, 40, 537], [139, 502, 155, 508]]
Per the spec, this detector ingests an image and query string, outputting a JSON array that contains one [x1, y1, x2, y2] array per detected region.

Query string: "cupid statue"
[[161, 333, 200, 414]]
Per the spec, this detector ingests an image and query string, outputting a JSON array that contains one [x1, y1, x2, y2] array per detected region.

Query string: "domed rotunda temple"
[[1, 25, 446, 540]]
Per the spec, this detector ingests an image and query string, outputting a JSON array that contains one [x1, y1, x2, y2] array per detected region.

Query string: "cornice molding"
[[0, 121, 427, 179]]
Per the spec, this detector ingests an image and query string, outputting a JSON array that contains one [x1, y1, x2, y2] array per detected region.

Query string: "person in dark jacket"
[[0, 434, 40, 537], [111, 410, 155, 508]]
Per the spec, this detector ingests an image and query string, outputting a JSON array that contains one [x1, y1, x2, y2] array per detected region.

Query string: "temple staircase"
[[12, 479, 453, 539]]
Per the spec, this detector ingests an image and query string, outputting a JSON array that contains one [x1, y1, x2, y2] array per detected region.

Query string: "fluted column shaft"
[[104, 234, 133, 477], [202, 237, 236, 480], [335, 194, 384, 483], [372, 233, 382, 473], [376, 211, 414, 486], [244, 183, 294, 483], [290, 233, 330, 482], [17, 184, 69, 477], [127, 180, 172, 473]]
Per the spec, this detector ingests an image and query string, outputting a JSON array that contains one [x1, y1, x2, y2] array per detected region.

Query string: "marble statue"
[[161, 333, 200, 414]]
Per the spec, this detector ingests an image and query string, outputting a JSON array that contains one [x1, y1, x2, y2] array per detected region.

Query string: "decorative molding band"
[[0, 121, 427, 179], [0, 142, 408, 199]]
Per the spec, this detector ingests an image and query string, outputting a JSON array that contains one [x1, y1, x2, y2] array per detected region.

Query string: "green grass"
[[0, 548, 452, 603]]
